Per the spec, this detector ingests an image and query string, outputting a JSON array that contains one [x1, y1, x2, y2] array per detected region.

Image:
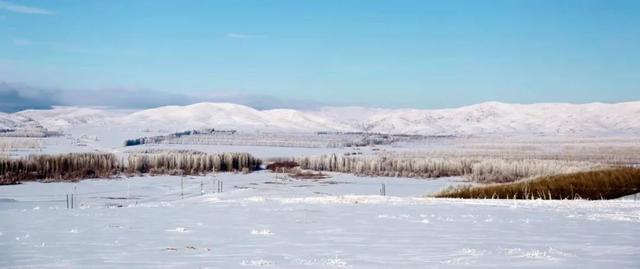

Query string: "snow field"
[[1, 172, 639, 268]]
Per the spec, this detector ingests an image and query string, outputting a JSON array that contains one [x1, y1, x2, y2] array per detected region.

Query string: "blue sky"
[[0, 0, 639, 110]]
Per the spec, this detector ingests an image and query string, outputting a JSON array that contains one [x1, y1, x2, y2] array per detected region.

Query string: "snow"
[[1, 101, 639, 267], [3, 101, 640, 136], [121, 103, 353, 132], [1, 172, 638, 268], [3, 101, 639, 160], [14, 106, 129, 131], [0, 112, 44, 131], [314, 101, 640, 135]]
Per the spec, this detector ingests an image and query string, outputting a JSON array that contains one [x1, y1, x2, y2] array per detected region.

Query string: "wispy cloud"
[[0, 1, 54, 15], [226, 33, 264, 39], [11, 38, 33, 46]]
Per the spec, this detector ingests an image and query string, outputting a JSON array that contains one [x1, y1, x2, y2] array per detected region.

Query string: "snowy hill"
[[4, 101, 640, 136], [0, 112, 44, 131], [15, 107, 126, 131], [309, 101, 640, 135], [121, 103, 353, 132]]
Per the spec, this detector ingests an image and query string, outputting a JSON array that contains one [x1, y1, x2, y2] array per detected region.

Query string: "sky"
[[0, 0, 639, 111]]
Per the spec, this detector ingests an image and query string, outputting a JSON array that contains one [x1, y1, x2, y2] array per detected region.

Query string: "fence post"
[[66, 194, 69, 209]]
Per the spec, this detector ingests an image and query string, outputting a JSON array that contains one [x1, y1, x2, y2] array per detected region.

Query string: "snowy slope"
[[310, 101, 640, 135], [0, 112, 20, 130], [121, 103, 353, 132], [0, 112, 45, 131], [4, 101, 640, 135], [15, 107, 126, 131], [122, 103, 270, 130]]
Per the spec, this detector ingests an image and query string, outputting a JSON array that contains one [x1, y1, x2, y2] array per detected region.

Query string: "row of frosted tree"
[[126, 152, 260, 175], [292, 154, 602, 182], [124, 129, 219, 146], [135, 132, 428, 148], [0, 152, 261, 185]]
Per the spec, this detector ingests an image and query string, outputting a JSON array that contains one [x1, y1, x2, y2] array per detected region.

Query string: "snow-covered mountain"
[[3, 101, 640, 136]]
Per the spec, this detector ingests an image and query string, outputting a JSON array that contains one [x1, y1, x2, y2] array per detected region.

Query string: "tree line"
[[0, 152, 261, 185], [292, 154, 602, 183]]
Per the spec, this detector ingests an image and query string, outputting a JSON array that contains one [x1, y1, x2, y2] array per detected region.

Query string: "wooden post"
[[66, 194, 69, 209], [73, 186, 77, 209]]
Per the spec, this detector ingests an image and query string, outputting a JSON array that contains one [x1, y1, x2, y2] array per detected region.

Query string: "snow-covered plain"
[[1, 172, 639, 268]]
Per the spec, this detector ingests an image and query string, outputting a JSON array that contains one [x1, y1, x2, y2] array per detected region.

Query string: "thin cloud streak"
[[0, 1, 54, 15], [226, 33, 265, 39], [11, 38, 33, 46]]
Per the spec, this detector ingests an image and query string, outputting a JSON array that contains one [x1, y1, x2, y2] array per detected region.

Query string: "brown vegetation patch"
[[266, 161, 299, 172], [435, 168, 640, 200], [288, 169, 331, 180]]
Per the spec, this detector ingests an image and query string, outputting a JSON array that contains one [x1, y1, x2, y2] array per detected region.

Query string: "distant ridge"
[[2, 101, 639, 136]]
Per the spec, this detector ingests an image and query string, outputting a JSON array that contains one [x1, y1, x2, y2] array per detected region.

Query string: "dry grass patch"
[[435, 168, 640, 200]]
